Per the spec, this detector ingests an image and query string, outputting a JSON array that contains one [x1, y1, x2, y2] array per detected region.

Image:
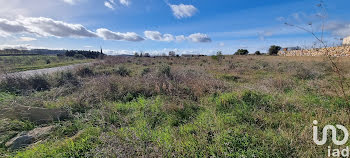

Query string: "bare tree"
[[285, 0, 349, 99]]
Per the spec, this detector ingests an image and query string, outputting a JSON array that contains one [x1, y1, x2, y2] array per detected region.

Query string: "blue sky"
[[0, 0, 350, 55]]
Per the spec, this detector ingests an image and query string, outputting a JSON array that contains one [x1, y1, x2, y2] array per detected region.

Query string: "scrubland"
[[1, 55, 350, 157]]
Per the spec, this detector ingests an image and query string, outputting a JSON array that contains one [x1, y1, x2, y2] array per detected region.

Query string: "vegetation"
[[234, 49, 249, 55], [65, 50, 104, 59], [268, 45, 282, 55], [0, 55, 349, 157], [255, 51, 261, 55], [211, 51, 224, 61]]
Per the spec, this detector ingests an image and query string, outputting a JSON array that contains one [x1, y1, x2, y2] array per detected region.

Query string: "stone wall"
[[343, 36, 350, 45], [278, 46, 350, 57]]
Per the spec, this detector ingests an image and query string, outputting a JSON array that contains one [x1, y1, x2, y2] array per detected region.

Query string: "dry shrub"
[[76, 66, 228, 103], [0, 75, 51, 94], [76, 67, 94, 77], [261, 77, 296, 93], [114, 66, 130, 77], [77, 75, 155, 104], [307, 79, 350, 97], [171, 68, 228, 100], [278, 62, 324, 80]]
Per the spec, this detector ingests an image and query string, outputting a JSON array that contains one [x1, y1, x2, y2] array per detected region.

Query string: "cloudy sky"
[[0, 0, 350, 55]]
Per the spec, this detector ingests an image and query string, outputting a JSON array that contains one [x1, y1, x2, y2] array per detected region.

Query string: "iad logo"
[[313, 120, 350, 157], [313, 120, 349, 146]]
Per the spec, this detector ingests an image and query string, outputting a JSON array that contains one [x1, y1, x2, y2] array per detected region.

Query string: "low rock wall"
[[278, 46, 350, 57]]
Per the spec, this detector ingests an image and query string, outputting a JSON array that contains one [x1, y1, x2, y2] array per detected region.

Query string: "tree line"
[[65, 50, 105, 59]]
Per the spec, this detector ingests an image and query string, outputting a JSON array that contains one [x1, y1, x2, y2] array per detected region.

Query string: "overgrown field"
[[1, 55, 350, 157], [0, 56, 92, 74]]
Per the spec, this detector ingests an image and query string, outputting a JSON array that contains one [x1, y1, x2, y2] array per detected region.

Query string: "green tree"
[[235, 49, 249, 55], [268, 45, 281, 56], [255, 51, 261, 55]]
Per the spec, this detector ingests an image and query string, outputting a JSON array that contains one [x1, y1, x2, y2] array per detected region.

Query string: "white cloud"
[[188, 33, 211, 43], [144, 31, 162, 40], [169, 4, 198, 19], [19, 17, 97, 38], [145, 31, 211, 43], [0, 16, 211, 44], [144, 31, 174, 42], [63, 0, 77, 5], [120, 0, 130, 6], [97, 28, 144, 41], [0, 18, 27, 33], [0, 17, 97, 38], [175, 35, 186, 42], [0, 16, 146, 42], [325, 21, 350, 37], [104, 1, 115, 10], [19, 37, 37, 42], [0, 44, 48, 50]]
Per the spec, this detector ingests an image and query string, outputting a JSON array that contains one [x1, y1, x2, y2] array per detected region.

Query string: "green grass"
[[14, 60, 92, 72], [15, 127, 101, 158], [0, 92, 15, 102], [0, 56, 92, 73]]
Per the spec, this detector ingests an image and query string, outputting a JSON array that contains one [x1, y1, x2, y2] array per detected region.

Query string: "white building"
[[343, 36, 350, 46]]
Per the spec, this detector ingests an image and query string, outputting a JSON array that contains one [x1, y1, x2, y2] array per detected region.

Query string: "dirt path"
[[0, 63, 92, 79]]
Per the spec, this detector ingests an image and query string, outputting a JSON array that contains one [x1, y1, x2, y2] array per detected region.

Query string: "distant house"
[[343, 36, 350, 46], [282, 47, 301, 51], [279, 47, 301, 55]]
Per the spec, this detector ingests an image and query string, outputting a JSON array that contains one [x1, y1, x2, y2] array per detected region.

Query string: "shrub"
[[268, 45, 281, 55], [0, 76, 29, 94], [235, 49, 249, 55], [141, 68, 151, 76], [158, 65, 171, 77], [0, 75, 51, 93], [255, 51, 261, 55], [56, 71, 80, 87], [293, 66, 320, 80], [76, 67, 94, 77], [115, 66, 130, 77], [29, 75, 51, 91]]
